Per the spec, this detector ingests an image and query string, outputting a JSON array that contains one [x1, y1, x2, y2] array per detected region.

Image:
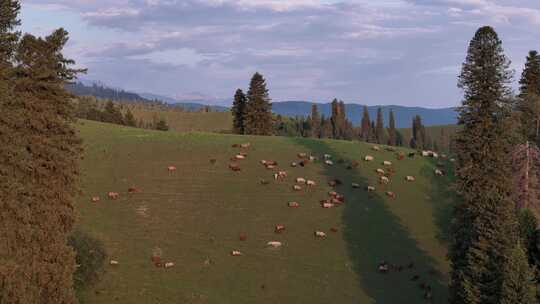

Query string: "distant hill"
[[66, 82, 149, 102], [272, 101, 457, 128], [139, 93, 229, 112]]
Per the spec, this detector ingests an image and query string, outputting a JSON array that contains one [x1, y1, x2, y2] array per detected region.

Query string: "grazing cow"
[[405, 176, 416, 182], [328, 180, 337, 187], [164, 262, 175, 268], [234, 154, 246, 160], [449, 158, 456, 162], [231, 250, 243, 256], [422, 151, 429, 157], [324, 154, 332, 160], [91, 196, 100, 203], [435, 169, 444, 176], [376, 168, 385, 175], [364, 155, 374, 161], [108, 192, 119, 200], [325, 160, 334, 166], [151, 256, 162, 267], [240, 143, 251, 149], [309, 155, 316, 161], [322, 202, 335, 208], [432, 152, 439, 158], [167, 166, 177, 172], [275, 225, 285, 233], [315, 231, 327, 238], [296, 177, 306, 184], [293, 185, 302, 191], [128, 187, 140, 193], [408, 152, 416, 158], [307, 180, 316, 186], [378, 261, 389, 273], [267, 241, 282, 248], [397, 153, 405, 160], [239, 233, 247, 241], [372, 145, 381, 151], [328, 191, 338, 197], [109, 260, 119, 266], [298, 152, 308, 159], [229, 163, 241, 171], [232, 144, 240, 148], [288, 201, 300, 208], [351, 183, 360, 188], [386, 191, 396, 199], [380, 176, 390, 184], [291, 162, 297, 167], [366, 186, 376, 192], [266, 165, 276, 170], [383, 161, 392, 166]]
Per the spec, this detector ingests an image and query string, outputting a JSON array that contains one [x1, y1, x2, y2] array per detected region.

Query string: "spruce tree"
[[449, 26, 529, 304], [310, 104, 321, 138], [499, 243, 537, 304], [320, 115, 332, 138], [387, 109, 396, 146], [518, 50, 540, 144], [338, 100, 347, 138], [330, 99, 340, 139], [245, 72, 273, 135], [375, 107, 385, 144], [360, 105, 371, 141], [1, 27, 84, 303], [155, 118, 169, 131], [231, 88, 247, 134], [370, 120, 376, 143]]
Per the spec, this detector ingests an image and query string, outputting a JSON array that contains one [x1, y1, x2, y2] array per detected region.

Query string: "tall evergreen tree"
[[360, 105, 371, 141], [375, 107, 385, 144], [330, 99, 340, 139], [1, 26, 84, 303], [320, 115, 332, 138], [449, 26, 532, 304], [245, 72, 273, 135], [387, 109, 396, 146], [499, 243, 537, 304], [0, 0, 20, 72], [370, 120, 376, 143], [518, 50, 540, 144], [231, 88, 247, 134], [310, 104, 321, 138]]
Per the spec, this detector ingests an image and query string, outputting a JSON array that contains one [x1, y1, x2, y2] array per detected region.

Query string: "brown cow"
[[91, 196, 100, 203], [275, 225, 285, 233], [288, 202, 300, 208], [229, 163, 241, 171], [108, 192, 119, 200], [167, 166, 177, 172], [128, 187, 141, 193]]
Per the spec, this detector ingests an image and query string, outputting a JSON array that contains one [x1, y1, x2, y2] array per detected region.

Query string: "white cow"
[[364, 155, 374, 161], [315, 231, 327, 238], [267, 241, 282, 248]]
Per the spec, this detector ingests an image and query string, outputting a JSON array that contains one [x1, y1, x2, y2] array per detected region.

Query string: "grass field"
[[130, 109, 232, 133], [75, 119, 456, 304]]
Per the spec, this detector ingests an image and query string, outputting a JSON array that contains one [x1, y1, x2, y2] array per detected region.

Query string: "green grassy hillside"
[[75, 119, 456, 304], [130, 109, 232, 133]]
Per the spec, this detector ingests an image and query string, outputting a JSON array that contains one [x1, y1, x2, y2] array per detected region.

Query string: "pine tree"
[[499, 243, 537, 304], [104, 100, 124, 125], [245, 72, 273, 135], [375, 107, 385, 144], [518, 50, 540, 144], [449, 26, 527, 304], [1, 26, 84, 303], [231, 88, 247, 134], [124, 108, 136, 127], [320, 115, 332, 138], [0, 0, 20, 72], [338, 100, 347, 139], [360, 105, 371, 142], [387, 109, 396, 146], [370, 121, 376, 143], [310, 104, 321, 138], [330, 99, 340, 139]]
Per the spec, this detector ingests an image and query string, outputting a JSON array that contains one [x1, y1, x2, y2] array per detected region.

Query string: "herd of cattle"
[[90, 141, 449, 300]]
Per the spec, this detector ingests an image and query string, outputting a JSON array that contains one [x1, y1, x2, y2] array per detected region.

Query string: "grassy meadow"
[[75, 119, 456, 304], [130, 109, 232, 133]]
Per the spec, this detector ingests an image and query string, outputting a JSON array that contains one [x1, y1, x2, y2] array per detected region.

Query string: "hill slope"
[[75, 120, 455, 304]]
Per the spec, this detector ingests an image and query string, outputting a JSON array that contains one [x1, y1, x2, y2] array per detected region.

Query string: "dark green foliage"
[[68, 230, 106, 291], [500, 243, 537, 304], [410, 115, 426, 149], [231, 88, 247, 134], [320, 115, 333, 138], [0, 0, 20, 69], [387, 110, 396, 146], [1, 25, 84, 303], [103, 100, 124, 125], [155, 118, 169, 131], [518, 51, 540, 144], [519, 210, 540, 267], [360, 105, 371, 142], [245, 72, 273, 135], [449, 26, 528, 304], [310, 104, 321, 138], [375, 108, 385, 144]]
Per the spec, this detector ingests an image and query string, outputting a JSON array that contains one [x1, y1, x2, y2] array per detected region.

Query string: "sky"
[[20, 0, 540, 108]]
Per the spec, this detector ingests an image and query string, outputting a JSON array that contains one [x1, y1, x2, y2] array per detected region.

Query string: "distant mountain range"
[[272, 101, 457, 128], [68, 81, 457, 128]]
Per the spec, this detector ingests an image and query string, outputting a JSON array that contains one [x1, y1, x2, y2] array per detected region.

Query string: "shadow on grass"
[[420, 157, 457, 244], [290, 137, 448, 303]]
